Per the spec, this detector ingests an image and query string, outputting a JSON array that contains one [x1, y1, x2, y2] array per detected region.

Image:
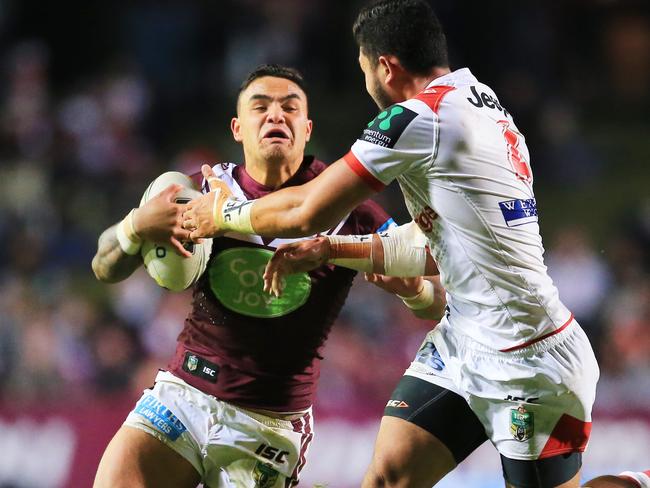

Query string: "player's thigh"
[[581, 475, 643, 488], [501, 453, 582, 488], [363, 416, 454, 488], [363, 375, 488, 487], [94, 425, 201, 488]]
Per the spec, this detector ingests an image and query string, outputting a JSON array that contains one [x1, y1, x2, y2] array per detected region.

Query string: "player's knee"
[[364, 463, 398, 487], [365, 452, 413, 487]]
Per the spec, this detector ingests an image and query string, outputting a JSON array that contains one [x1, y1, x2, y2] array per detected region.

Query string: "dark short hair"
[[353, 0, 449, 75], [238, 64, 307, 97]]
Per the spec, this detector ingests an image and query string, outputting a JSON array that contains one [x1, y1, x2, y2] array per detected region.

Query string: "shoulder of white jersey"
[[346, 100, 439, 189], [356, 97, 440, 154]]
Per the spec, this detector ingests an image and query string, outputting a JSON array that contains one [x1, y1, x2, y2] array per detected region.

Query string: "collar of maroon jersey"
[[234, 155, 322, 199]]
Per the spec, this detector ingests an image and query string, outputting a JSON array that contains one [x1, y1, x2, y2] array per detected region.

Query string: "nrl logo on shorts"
[[253, 462, 279, 488], [186, 355, 198, 372], [510, 405, 534, 441]]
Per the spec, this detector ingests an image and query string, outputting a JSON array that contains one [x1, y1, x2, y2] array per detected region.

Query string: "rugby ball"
[[139, 171, 213, 291]]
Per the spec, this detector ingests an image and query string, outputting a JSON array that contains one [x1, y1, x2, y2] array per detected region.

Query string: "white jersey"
[[344, 68, 571, 351]]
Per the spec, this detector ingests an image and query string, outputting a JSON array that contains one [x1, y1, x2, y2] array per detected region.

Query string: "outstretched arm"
[[262, 221, 437, 296], [183, 159, 376, 240], [260, 221, 443, 319], [249, 158, 376, 236]]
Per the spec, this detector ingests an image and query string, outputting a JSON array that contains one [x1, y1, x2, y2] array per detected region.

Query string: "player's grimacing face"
[[359, 50, 393, 110], [233, 76, 312, 164]]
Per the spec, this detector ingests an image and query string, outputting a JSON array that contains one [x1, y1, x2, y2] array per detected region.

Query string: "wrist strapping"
[[325, 221, 429, 276], [380, 221, 428, 277], [116, 208, 142, 255], [328, 235, 374, 273], [397, 279, 435, 310], [219, 197, 255, 234]]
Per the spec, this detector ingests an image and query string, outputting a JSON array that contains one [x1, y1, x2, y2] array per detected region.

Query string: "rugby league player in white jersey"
[[182, 2, 649, 488]]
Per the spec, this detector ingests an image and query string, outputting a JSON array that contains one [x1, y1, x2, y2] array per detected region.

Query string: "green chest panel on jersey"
[[208, 247, 311, 318]]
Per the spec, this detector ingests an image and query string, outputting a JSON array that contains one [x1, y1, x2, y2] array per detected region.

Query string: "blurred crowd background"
[[0, 0, 648, 486]]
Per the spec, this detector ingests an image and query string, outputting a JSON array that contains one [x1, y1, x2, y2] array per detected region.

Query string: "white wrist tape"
[[220, 197, 255, 234], [397, 279, 435, 310], [327, 234, 373, 273], [326, 221, 429, 276], [378, 221, 428, 277], [116, 208, 142, 255]]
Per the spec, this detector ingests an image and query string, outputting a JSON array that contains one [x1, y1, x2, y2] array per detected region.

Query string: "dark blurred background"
[[0, 1, 648, 486]]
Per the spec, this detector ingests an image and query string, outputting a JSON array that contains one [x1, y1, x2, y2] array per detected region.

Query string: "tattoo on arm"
[[91, 225, 142, 283]]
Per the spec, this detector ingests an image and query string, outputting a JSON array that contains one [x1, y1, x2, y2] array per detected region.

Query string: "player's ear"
[[379, 55, 402, 86], [305, 119, 313, 142], [231, 117, 243, 143], [378, 55, 392, 83]]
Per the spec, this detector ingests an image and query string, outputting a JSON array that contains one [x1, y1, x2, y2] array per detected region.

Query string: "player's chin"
[[261, 144, 291, 162]]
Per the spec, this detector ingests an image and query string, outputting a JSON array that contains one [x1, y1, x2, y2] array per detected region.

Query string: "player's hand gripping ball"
[[140, 171, 213, 291]]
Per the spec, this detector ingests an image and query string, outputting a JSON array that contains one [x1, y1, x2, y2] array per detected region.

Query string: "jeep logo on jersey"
[[466, 86, 510, 117], [360, 104, 418, 149], [209, 248, 312, 318]]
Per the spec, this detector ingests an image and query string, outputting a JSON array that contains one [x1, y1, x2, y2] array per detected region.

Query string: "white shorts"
[[124, 371, 313, 487], [405, 316, 600, 460]]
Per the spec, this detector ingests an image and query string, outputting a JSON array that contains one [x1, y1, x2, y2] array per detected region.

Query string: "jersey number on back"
[[497, 120, 532, 183]]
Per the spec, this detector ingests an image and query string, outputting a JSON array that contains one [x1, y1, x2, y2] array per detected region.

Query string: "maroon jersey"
[[168, 157, 394, 411]]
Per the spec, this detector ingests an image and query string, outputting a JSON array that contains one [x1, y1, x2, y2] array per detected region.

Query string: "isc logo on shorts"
[[386, 400, 409, 408]]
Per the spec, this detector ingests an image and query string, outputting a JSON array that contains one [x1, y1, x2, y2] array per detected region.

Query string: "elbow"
[[91, 256, 102, 281], [91, 256, 113, 283], [295, 206, 333, 236]]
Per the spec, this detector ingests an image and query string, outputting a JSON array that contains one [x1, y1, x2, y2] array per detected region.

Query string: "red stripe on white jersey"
[[500, 314, 574, 353], [414, 85, 456, 114], [343, 151, 385, 192]]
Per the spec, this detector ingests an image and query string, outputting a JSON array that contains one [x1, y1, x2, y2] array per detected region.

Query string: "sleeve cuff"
[[343, 151, 386, 192]]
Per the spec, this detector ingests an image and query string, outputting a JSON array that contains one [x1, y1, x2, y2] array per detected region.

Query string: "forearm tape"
[[327, 221, 428, 276], [328, 235, 374, 273]]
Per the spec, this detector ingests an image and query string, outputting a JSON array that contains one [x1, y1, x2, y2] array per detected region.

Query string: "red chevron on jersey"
[[414, 85, 455, 114]]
